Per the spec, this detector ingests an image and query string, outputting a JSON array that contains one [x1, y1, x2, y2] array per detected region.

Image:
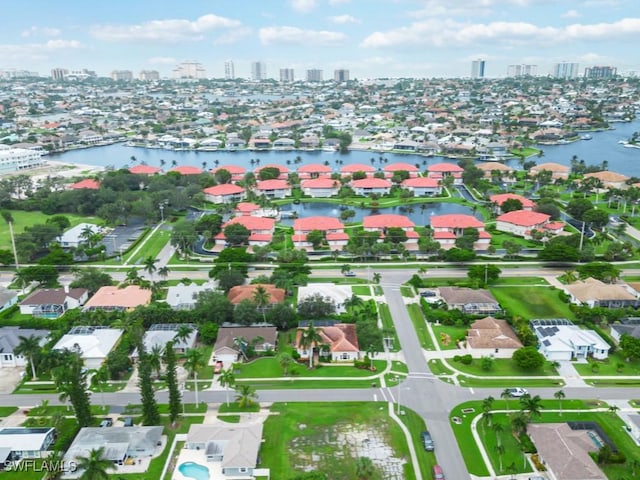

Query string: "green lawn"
[[351, 285, 371, 296], [450, 358, 558, 377], [431, 324, 467, 350], [0, 210, 92, 250], [573, 351, 640, 376], [378, 303, 400, 352], [400, 285, 415, 297], [458, 377, 565, 388], [428, 359, 455, 376], [125, 228, 170, 265], [236, 379, 381, 389], [490, 286, 575, 320], [233, 357, 386, 379], [260, 402, 421, 479], [406, 304, 435, 350]]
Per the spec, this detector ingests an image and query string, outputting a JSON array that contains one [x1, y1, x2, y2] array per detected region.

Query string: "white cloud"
[[148, 57, 177, 65], [562, 9, 580, 18], [328, 14, 360, 24], [90, 14, 241, 43], [409, 0, 541, 18], [289, 0, 317, 13], [213, 27, 252, 45], [21, 26, 61, 38], [361, 18, 640, 49], [0, 39, 81, 61], [260, 26, 347, 46]]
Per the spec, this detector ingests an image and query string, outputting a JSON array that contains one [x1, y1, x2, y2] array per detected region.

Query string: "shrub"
[[459, 354, 473, 365], [531, 454, 546, 471], [519, 432, 537, 454]]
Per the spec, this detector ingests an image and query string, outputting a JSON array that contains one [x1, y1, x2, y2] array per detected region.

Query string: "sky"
[[2, 0, 640, 79]]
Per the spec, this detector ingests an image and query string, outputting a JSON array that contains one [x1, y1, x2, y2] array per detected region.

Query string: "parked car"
[[343, 271, 356, 277], [100, 418, 113, 427], [420, 431, 434, 451], [432, 464, 445, 479], [214, 361, 223, 374], [123, 417, 134, 427], [506, 387, 529, 398], [420, 290, 436, 297]]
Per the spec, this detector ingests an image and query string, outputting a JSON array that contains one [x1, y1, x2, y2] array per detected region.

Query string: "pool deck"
[[173, 450, 224, 480]]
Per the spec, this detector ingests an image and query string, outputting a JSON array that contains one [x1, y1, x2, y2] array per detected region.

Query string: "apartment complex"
[[507, 64, 537, 77], [334, 69, 350, 82], [251, 61, 267, 81], [584, 66, 617, 79], [139, 70, 159, 81], [0, 146, 45, 174], [111, 70, 133, 81], [306, 69, 323, 82], [280, 68, 295, 82], [553, 62, 580, 79], [471, 59, 485, 79], [173, 61, 206, 79], [224, 60, 235, 80]]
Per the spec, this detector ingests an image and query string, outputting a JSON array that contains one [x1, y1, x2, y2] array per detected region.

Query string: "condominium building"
[[471, 59, 485, 79], [334, 69, 350, 82], [251, 61, 267, 81], [553, 62, 580, 79], [139, 70, 160, 81], [224, 60, 235, 80], [584, 66, 617, 79], [507, 64, 537, 77], [280, 68, 295, 82], [110, 70, 133, 81], [51, 68, 68, 81], [306, 69, 323, 82], [173, 61, 206, 79], [0, 146, 45, 175]]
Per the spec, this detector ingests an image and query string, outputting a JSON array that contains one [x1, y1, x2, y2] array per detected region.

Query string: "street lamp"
[[395, 377, 410, 416], [159, 199, 169, 222]]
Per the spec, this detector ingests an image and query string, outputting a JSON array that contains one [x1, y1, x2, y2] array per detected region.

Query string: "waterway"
[[49, 119, 640, 177]]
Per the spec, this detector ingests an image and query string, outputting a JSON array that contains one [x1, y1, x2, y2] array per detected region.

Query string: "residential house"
[[383, 162, 420, 178], [69, 179, 100, 190], [340, 163, 375, 178], [132, 323, 198, 360], [225, 137, 246, 150], [489, 193, 536, 213], [233, 202, 260, 217], [350, 178, 392, 196], [477, 162, 516, 183], [296, 322, 360, 362], [363, 214, 419, 250], [0, 287, 18, 313], [0, 427, 55, 464], [297, 163, 332, 179], [438, 287, 501, 315], [273, 137, 294, 150], [427, 163, 464, 185], [583, 170, 630, 190], [203, 184, 246, 204], [212, 165, 246, 183], [63, 427, 163, 478], [300, 178, 340, 198], [128, 164, 161, 175], [183, 420, 265, 479], [57, 223, 101, 249], [496, 210, 561, 239], [169, 165, 203, 175], [0, 327, 49, 368], [53, 326, 124, 368], [166, 282, 215, 310], [531, 319, 610, 361], [254, 164, 288, 180], [215, 216, 276, 248], [465, 316, 523, 356], [20, 287, 88, 319], [227, 284, 285, 309], [401, 177, 441, 196], [430, 214, 491, 250], [254, 179, 291, 199], [610, 318, 640, 343], [83, 285, 152, 312], [213, 326, 278, 365], [292, 216, 349, 250], [530, 162, 570, 180], [563, 278, 640, 309]]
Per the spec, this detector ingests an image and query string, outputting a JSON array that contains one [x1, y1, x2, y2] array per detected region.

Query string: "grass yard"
[[490, 286, 575, 320], [572, 351, 640, 376], [236, 379, 380, 389], [427, 359, 455, 376], [431, 324, 467, 350], [450, 358, 558, 377], [260, 402, 422, 479], [233, 357, 386, 379], [378, 302, 400, 352], [0, 210, 91, 250], [458, 376, 565, 388], [351, 285, 371, 296], [400, 285, 415, 297], [406, 304, 435, 350], [125, 228, 170, 265]]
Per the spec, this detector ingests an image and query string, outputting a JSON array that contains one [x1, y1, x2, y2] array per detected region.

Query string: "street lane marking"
[[380, 389, 387, 402], [469, 387, 475, 394]]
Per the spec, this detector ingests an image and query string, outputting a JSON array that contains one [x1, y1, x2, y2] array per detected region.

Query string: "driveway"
[[0, 368, 23, 394]]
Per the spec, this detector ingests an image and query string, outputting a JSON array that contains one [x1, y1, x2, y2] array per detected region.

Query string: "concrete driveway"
[[0, 368, 23, 394]]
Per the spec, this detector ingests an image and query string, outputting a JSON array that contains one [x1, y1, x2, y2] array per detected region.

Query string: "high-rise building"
[[584, 66, 617, 79], [251, 61, 266, 81], [553, 62, 580, 79], [65, 69, 97, 80], [306, 69, 323, 82], [0, 145, 45, 175], [507, 64, 538, 77], [280, 68, 295, 82], [224, 61, 235, 80], [471, 59, 485, 79], [334, 69, 350, 82], [111, 70, 133, 81], [173, 61, 206, 79], [139, 70, 160, 81], [51, 68, 68, 81]]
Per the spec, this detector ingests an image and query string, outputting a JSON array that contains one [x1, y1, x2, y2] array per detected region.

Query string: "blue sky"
[[2, 0, 640, 79]]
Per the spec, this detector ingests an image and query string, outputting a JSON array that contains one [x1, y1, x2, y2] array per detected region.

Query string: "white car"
[[506, 387, 529, 398]]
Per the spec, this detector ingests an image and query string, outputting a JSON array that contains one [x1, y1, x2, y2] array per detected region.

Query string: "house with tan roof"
[[563, 277, 640, 309], [465, 316, 523, 356], [83, 285, 151, 312], [214, 326, 278, 365], [438, 287, 501, 315], [530, 162, 570, 180], [477, 162, 516, 183], [296, 322, 360, 362], [227, 284, 285, 307], [583, 170, 630, 189], [20, 286, 88, 318]]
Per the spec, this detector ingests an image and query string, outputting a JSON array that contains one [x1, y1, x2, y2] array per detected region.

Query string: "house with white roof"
[[57, 223, 101, 249], [165, 282, 215, 310], [0, 427, 55, 464], [53, 326, 124, 368], [0, 327, 49, 368], [531, 319, 610, 361], [132, 324, 198, 359]]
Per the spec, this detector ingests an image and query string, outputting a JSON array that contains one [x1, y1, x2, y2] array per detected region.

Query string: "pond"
[[278, 201, 479, 226]]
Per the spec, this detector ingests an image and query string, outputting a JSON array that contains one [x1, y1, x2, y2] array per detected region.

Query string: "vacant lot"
[[0, 210, 90, 250], [490, 286, 574, 320]]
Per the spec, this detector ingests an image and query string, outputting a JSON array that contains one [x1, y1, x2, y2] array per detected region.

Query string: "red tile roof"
[[129, 165, 161, 175], [212, 165, 246, 174], [170, 166, 203, 175], [70, 179, 100, 190], [248, 233, 273, 242], [235, 202, 260, 213], [84, 285, 151, 309], [203, 184, 245, 195], [351, 178, 392, 188], [224, 216, 275, 231], [298, 164, 332, 173], [490, 193, 536, 208], [427, 163, 464, 173], [544, 221, 564, 231], [434, 231, 456, 239], [228, 284, 285, 304], [383, 162, 419, 172], [497, 210, 550, 227], [256, 179, 290, 190], [402, 177, 439, 188], [326, 232, 350, 241], [301, 178, 338, 189], [363, 214, 415, 229], [340, 163, 376, 173], [293, 216, 345, 232], [430, 214, 484, 229], [296, 323, 359, 352]]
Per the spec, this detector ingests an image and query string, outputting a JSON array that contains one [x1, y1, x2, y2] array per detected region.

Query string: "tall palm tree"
[[252, 285, 271, 323], [1, 211, 19, 269], [510, 411, 529, 436], [15, 335, 42, 380], [90, 367, 109, 409], [75, 447, 116, 480], [492, 422, 504, 447], [495, 444, 505, 473], [234, 384, 257, 408], [500, 389, 512, 415], [158, 266, 170, 282], [298, 324, 324, 369], [148, 344, 164, 378], [218, 368, 235, 406], [174, 324, 193, 347], [519, 394, 543, 421], [184, 348, 205, 404], [554, 389, 565, 416], [142, 256, 158, 280], [372, 272, 381, 284]]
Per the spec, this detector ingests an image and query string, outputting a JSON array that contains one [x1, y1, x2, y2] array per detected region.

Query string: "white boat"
[[581, 134, 592, 141]]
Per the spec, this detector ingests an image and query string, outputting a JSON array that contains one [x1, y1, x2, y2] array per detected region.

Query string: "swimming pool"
[[178, 461, 210, 480]]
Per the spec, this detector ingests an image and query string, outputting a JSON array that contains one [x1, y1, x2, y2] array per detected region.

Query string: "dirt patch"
[[439, 332, 451, 346]]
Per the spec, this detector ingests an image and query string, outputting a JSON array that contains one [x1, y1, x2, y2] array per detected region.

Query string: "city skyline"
[[1, 0, 639, 79]]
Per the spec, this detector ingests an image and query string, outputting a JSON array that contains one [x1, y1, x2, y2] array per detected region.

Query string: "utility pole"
[[579, 221, 585, 251]]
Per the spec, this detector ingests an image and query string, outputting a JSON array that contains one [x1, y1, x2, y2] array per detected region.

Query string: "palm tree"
[[75, 447, 115, 480], [355, 456, 378, 479], [482, 396, 495, 424], [218, 368, 235, 406], [158, 266, 170, 281], [125, 267, 142, 285], [520, 394, 543, 421], [90, 367, 109, 408], [277, 352, 293, 376], [174, 324, 193, 347], [142, 256, 158, 280], [252, 285, 271, 322], [492, 422, 504, 447], [554, 389, 565, 416], [510, 411, 529, 436], [372, 272, 381, 284], [42, 450, 65, 480], [501, 388, 512, 414], [608, 404, 620, 416], [184, 348, 205, 404], [14, 334, 42, 380], [148, 344, 164, 378], [234, 384, 257, 408], [298, 324, 324, 369], [1, 211, 19, 269], [495, 444, 505, 472]]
